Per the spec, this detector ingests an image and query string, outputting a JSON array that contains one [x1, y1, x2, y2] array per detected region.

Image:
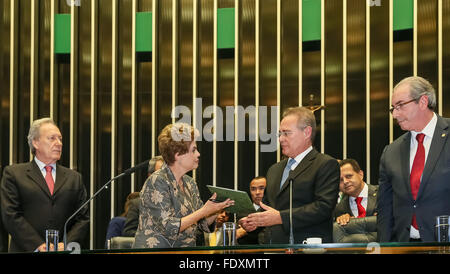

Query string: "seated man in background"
[[333, 159, 378, 243], [203, 210, 230, 246], [237, 176, 266, 245]]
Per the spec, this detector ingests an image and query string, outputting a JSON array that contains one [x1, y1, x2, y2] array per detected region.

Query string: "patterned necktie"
[[355, 197, 366, 218], [45, 165, 55, 195], [280, 158, 296, 189], [410, 133, 425, 229]]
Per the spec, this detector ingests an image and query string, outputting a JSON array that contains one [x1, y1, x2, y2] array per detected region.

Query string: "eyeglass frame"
[[277, 125, 308, 137], [389, 96, 421, 114]]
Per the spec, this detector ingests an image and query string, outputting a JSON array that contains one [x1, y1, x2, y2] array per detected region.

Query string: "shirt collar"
[[352, 183, 368, 200], [289, 146, 313, 169], [34, 157, 56, 171]]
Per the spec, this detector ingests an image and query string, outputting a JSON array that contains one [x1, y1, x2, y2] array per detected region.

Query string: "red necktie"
[[410, 133, 425, 229], [355, 197, 366, 218], [45, 165, 55, 195]]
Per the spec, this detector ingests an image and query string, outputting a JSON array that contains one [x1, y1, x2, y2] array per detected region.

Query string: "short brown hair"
[[339, 158, 361, 173], [158, 123, 199, 165]]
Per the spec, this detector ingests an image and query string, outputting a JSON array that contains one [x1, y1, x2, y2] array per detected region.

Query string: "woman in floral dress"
[[133, 123, 233, 248]]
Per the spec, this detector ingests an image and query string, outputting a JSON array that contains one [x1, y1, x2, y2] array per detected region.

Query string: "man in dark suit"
[[377, 76, 450, 242], [237, 176, 266, 245], [333, 159, 378, 243], [334, 159, 378, 223], [1, 118, 89, 252], [240, 107, 340, 243], [0, 165, 9, 252]]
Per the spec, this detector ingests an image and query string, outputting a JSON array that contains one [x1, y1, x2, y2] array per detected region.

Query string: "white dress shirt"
[[349, 183, 368, 217], [288, 146, 313, 171], [408, 112, 437, 239], [34, 157, 57, 183]]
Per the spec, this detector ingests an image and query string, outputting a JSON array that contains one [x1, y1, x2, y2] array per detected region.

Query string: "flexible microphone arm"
[[289, 179, 294, 245], [63, 160, 149, 250]]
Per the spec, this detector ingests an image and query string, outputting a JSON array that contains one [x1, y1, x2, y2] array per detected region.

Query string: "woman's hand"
[[202, 193, 234, 217]]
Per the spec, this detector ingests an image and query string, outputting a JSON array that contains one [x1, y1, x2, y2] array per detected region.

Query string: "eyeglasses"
[[389, 98, 419, 114], [277, 130, 294, 137]]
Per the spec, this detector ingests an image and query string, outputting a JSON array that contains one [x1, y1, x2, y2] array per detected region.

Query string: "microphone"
[[288, 179, 294, 245], [63, 159, 149, 250]]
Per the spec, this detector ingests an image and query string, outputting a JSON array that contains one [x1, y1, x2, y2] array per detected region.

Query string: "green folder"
[[207, 185, 256, 216]]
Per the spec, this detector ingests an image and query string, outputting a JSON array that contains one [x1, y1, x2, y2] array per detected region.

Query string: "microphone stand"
[[63, 160, 149, 250], [286, 179, 294, 254], [289, 179, 294, 245]]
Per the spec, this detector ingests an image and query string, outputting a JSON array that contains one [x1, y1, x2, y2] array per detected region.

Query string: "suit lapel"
[[53, 164, 68, 195], [417, 116, 449, 200], [399, 133, 413, 198], [269, 159, 286, 201], [342, 195, 353, 217], [278, 149, 317, 195], [26, 160, 52, 197], [366, 185, 378, 216]]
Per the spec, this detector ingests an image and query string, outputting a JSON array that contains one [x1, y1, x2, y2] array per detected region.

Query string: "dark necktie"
[[355, 197, 366, 218], [410, 133, 425, 229], [45, 165, 55, 195]]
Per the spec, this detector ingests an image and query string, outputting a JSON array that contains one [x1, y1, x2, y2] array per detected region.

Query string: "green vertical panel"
[[302, 0, 321, 42], [217, 8, 235, 49], [136, 12, 152, 52], [54, 13, 71, 54], [394, 0, 413, 30]]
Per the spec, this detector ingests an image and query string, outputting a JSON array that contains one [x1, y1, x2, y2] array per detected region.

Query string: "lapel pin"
[[442, 133, 446, 138]]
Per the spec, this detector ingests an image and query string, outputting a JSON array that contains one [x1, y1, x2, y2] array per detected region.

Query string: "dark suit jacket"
[[262, 148, 340, 244], [122, 197, 139, 237], [334, 184, 379, 219], [377, 115, 450, 242], [0, 166, 9, 252], [1, 160, 89, 252]]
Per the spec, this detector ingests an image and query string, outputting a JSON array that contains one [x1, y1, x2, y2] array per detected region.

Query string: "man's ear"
[[31, 139, 39, 152], [303, 126, 312, 139]]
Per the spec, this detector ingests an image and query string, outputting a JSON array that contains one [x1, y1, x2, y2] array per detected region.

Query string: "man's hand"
[[336, 213, 353, 226], [239, 217, 258, 232], [246, 202, 282, 227]]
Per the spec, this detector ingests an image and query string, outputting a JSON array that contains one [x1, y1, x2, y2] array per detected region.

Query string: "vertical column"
[[172, 0, 178, 123], [131, 0, 137, 192], [213, 0, 217, 186], [255, 0, 260, 169], [9, 0, 18, 164], [298, 0, 302, 107], [342, 0, 347, 159], [110, 0, 118, 218], [438, 0, 442, 116], [389, 0, 394, 143], [276, 0, 281, 162], [320, 0, 325, 153], [151, 0, 157, 157], [89, 0, 98, 250], [193, 0, 198, 181], [365, 1, 371, 184], [70, 1, 79, 169], [234, 0, 239, 189]]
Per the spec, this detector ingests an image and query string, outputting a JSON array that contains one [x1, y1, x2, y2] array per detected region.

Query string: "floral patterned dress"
[[133, 164, 211, 248]]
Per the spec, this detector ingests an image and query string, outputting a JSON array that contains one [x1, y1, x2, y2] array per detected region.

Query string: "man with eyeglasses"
[[377, 76, 450, 243], [239, 107, 340, 244]]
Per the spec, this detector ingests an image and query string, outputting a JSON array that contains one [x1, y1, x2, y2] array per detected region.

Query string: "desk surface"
[[90, 242, 450, 254]]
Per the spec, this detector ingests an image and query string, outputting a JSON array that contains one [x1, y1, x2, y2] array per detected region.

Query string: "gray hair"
[[27, 118, 57, 155], [394, 76, 436, 110], [148, 155, 164, 174], [282, 107, 317, 143]]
